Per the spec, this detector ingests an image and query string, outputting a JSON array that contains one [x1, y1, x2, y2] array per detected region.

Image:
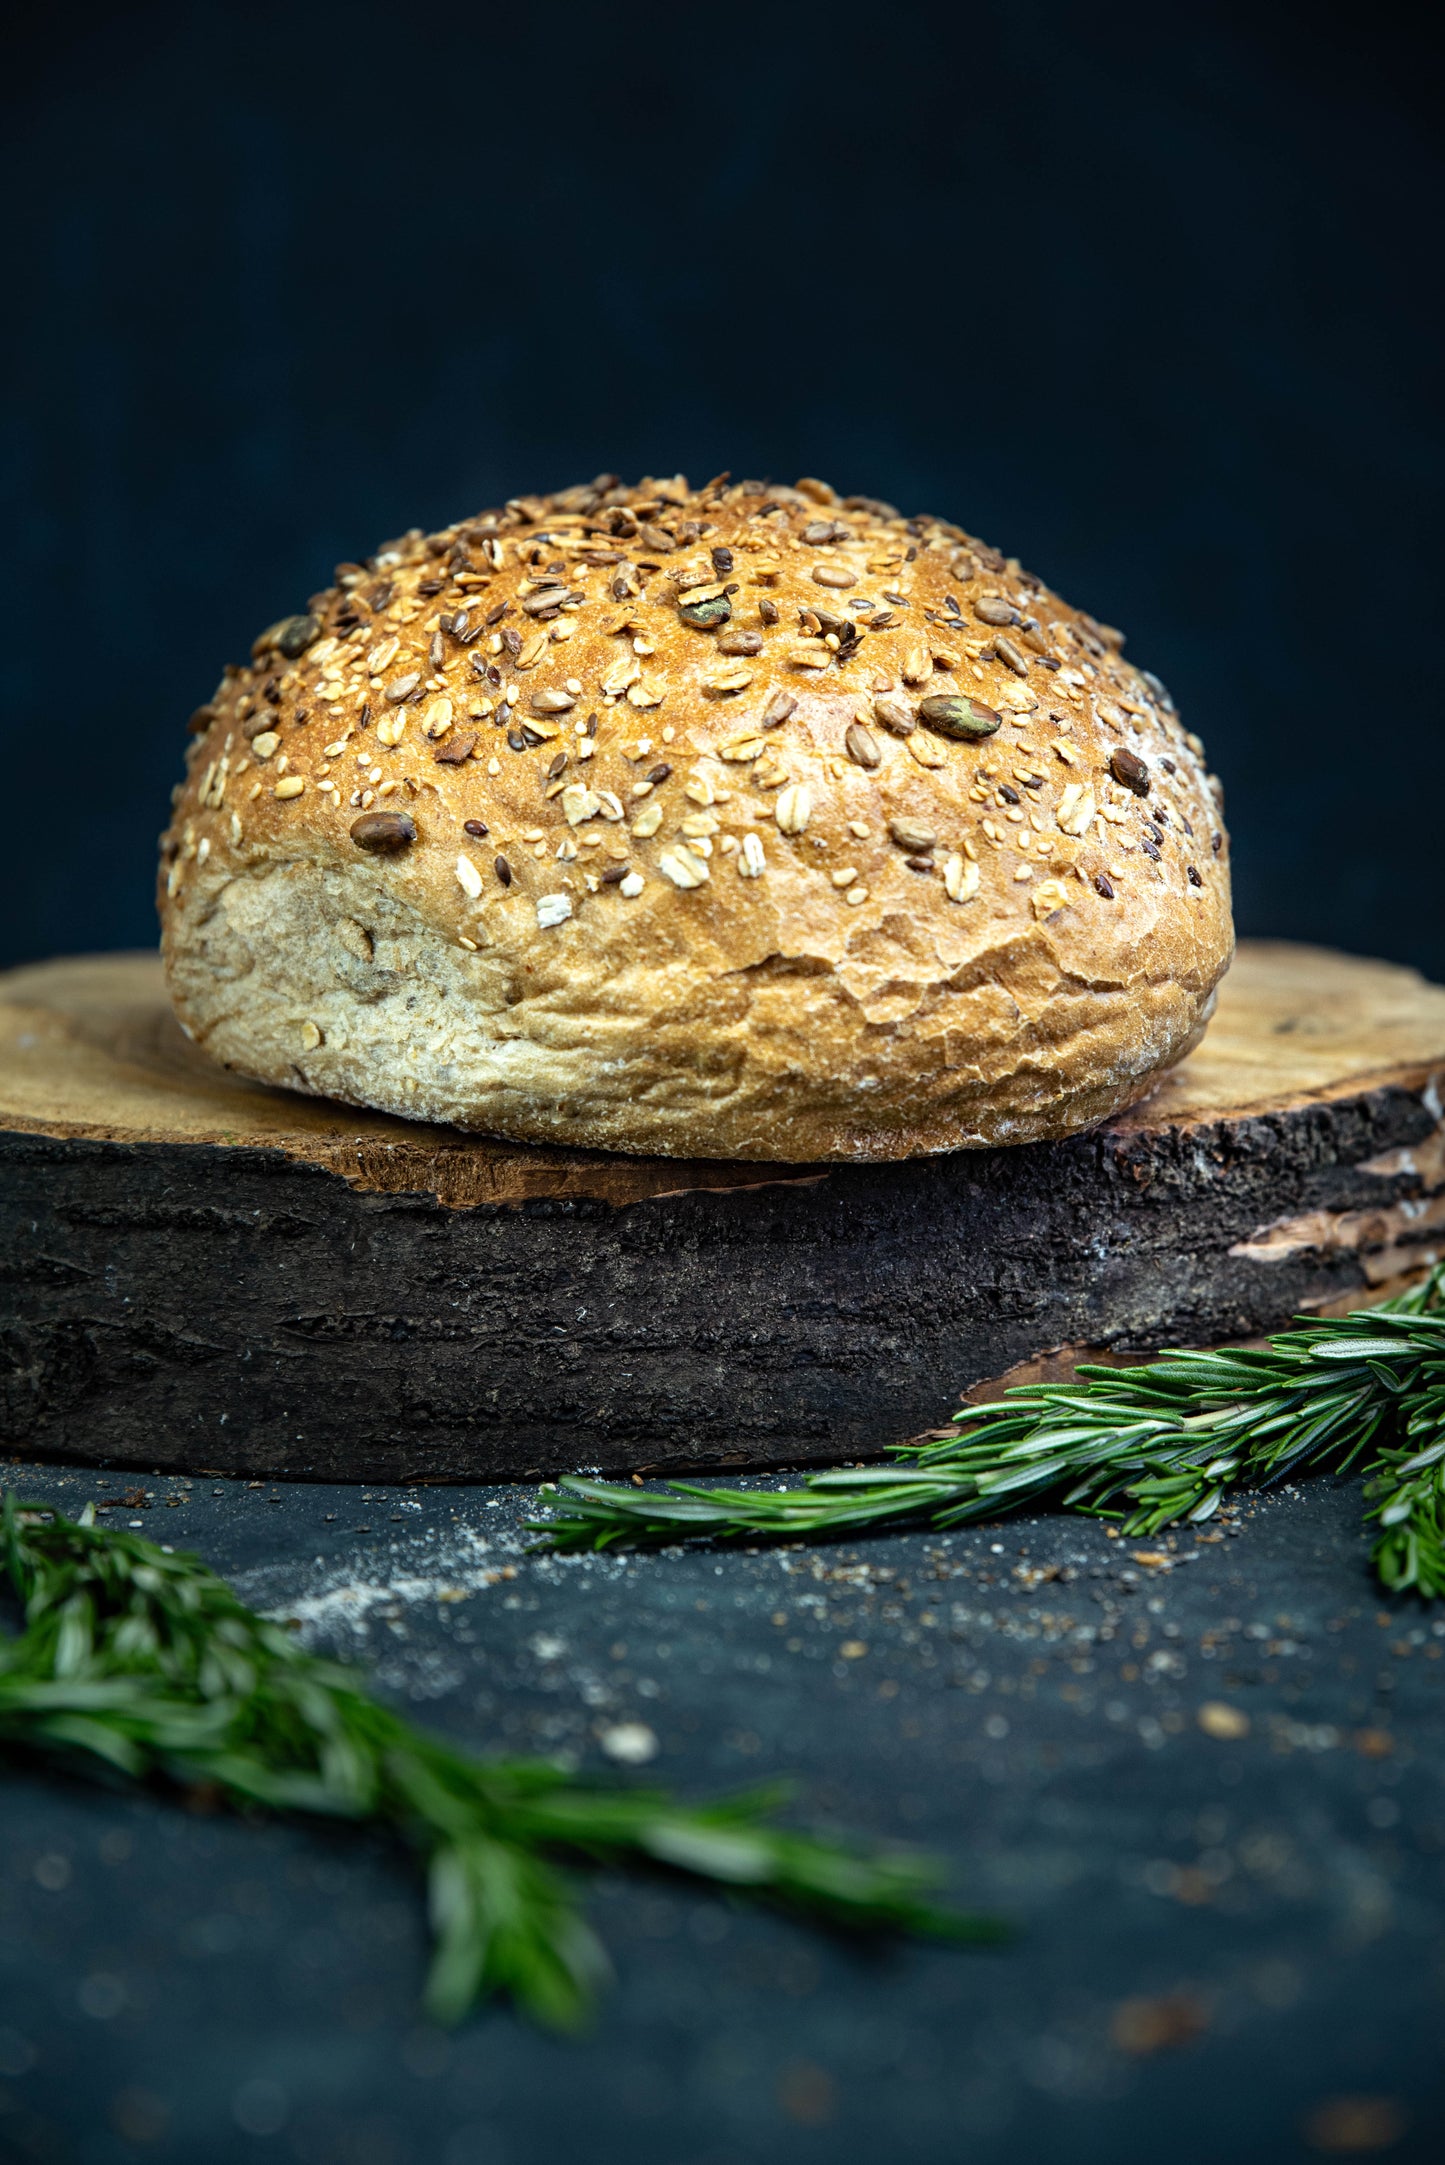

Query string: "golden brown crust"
[[159, 472, 1233, 1160]]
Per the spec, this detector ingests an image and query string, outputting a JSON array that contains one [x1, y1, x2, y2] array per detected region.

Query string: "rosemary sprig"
[[536, 1266, 1445, 1598], [0, 1497, 999, 2027]]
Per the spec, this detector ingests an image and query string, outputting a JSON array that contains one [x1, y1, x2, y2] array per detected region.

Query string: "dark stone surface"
[[3, 1073, 1439, 1482], [2, 1458, 1443, 2163]]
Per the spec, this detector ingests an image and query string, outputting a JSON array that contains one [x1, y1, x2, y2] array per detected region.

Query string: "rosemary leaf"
[[0, 1495, 998, 2028], [535, 1266, 1445, 1599]]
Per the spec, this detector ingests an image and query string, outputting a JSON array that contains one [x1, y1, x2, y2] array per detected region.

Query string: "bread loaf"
[[160, 472, 1232, 1160]]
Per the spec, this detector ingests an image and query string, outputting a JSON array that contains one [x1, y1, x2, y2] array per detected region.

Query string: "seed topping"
[[1110, 747, 1151, 796], [844, 722, 882, 770], [917, 695, 1001, 741]]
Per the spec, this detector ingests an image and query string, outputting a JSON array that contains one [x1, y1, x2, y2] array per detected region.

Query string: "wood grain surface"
[[3, 941, 1443, 1481]]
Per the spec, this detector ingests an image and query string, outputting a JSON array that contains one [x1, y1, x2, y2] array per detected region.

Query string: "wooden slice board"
[[3, 941, 1444, 1483]]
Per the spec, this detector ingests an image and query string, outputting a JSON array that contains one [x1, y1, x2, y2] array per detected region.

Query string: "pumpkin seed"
[[679, 592, 732, 629], [917, 695, 1001, 740], [974, 596, 1019, 627]]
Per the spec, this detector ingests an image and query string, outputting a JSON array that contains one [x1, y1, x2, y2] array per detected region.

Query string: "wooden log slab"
[[3, 941, 1444, 1483]]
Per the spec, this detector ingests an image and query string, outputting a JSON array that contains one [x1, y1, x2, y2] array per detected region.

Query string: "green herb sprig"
[[537, 1266, 1445, 1599], [0, 1498, 999, 2027]]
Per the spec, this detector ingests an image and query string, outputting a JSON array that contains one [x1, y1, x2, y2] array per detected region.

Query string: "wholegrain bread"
[[159, 472, 1232, 1160]]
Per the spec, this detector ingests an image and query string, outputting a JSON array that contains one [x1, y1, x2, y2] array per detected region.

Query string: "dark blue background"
[[3, 0, 1441, 976]]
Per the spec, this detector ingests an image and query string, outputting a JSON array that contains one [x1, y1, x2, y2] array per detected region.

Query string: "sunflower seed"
[[760, 692, 797, 729], [385, 672, 421, 704], [531, 688, 578, 713], [269, 614, 320, 659], [872, 695, 916, 738], [994, 636, 1030, 676], [888, 818, 937, 852], [717, 629, 763, 656], [974, 596, 1019, 627], [845, 722, 882, 770]]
